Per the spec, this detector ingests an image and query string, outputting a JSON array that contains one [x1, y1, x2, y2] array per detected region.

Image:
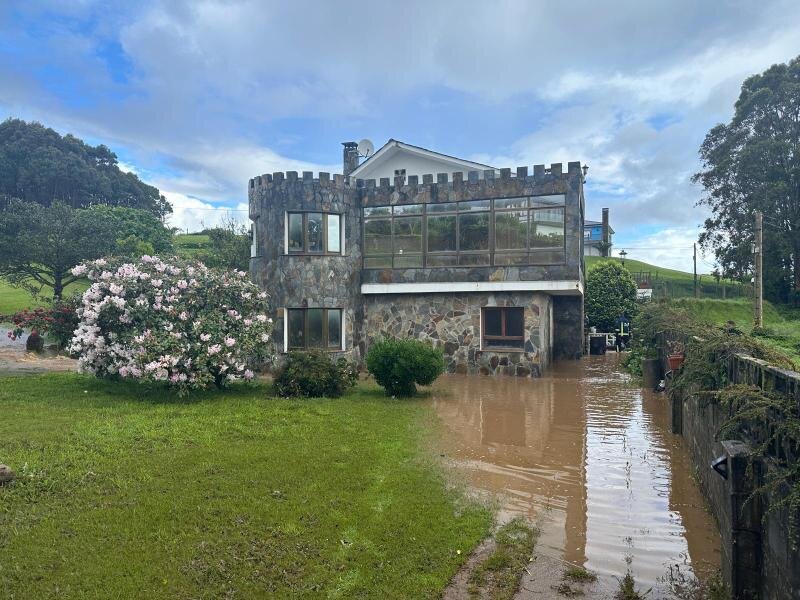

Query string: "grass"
[[564, 566, 597, 583], [672, 297, 800, 364], [174, 233, 212, 259], [0, 278, 87, 316], [615, 572, 649, 600], [0, 374, 491, 599], [467, 519, 538, 600]]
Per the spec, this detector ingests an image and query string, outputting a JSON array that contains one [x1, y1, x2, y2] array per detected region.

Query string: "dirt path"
[[0, 330, 77, 375]]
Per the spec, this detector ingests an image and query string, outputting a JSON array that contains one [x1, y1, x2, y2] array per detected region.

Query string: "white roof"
[[349, 139, 496, 180]]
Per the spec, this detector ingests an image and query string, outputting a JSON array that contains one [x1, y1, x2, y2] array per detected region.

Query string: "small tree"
[[585, 261, 637, 332], [69, 256, 272, 393], [366, 339, 445, 397], [0, 200, 173, 299]]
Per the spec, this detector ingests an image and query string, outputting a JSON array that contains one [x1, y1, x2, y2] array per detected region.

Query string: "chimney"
[[601, 207, 610, 258], [342, 142, 359, 176]]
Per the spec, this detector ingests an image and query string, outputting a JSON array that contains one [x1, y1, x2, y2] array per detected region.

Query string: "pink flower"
[[200, 333, 211, 342], [178, 311, 188, 321], [224, 337, 236, 347], [244, 369, 255, 380], [207, 344, 222, 356]]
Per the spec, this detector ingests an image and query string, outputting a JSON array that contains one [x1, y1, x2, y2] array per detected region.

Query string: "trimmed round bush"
[[366, 338, 445, 397], [273, 350, 358, 398]]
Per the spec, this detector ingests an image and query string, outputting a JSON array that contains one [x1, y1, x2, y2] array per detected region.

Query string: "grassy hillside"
[[174, 233, 211, 259], [671, 297, 800, 363], [585, 256, 749, 299]]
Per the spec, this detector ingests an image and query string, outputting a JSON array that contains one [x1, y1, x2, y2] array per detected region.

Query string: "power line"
[[170, 206, 248, 212]]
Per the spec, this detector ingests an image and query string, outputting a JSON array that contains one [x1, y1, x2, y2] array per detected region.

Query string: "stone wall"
[[363, 292, 552, 376], [249, 172, 363, 362], [552, 295, 583, 360], [666, 348, 800, 599]]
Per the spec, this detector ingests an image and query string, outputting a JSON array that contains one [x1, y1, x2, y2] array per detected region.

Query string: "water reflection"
[[431, 355, 720, 594]]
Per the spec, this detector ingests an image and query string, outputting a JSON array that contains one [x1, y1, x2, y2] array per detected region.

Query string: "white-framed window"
[[284, 308, 345, 352], [250, 220, 258, 258], [284, 211, 343, 255]]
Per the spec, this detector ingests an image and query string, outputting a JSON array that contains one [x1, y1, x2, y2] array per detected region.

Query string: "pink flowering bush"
[[69, 256, 272, 392]]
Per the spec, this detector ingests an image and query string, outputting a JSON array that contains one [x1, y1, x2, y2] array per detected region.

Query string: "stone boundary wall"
[[665, 341, 800, 599]]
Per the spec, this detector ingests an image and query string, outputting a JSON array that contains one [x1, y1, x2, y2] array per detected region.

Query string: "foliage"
[[0, 118, 170, 215], [585, 260, 638, 331], [68, 256, 272, 393], [199, 218, 251, 271], [693, 55, 800, 304], [615, 572, 649, 600], [273, 350, 358, 398], [366, 338, 445, 397], [0, 200, 172, 299], [85, 204, 174, 255], [467, 519, 538, 600], [6, 297, 79, 349], [563, 566, 597, 583], [0, 372, 492, 599]]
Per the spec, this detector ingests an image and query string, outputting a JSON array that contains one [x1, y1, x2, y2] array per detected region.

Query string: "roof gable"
[[350, 139, 495, 180]]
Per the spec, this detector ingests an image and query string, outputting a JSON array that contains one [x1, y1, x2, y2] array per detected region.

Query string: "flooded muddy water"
[[431, 354, 721, 595]]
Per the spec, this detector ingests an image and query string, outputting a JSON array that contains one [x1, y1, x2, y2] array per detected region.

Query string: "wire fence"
[[632, 271, 752, 300]]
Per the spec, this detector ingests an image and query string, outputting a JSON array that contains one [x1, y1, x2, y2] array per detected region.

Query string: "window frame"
[[362, 195, 566, 268], [481, 306, 525, 351], [285, 307, 344, 352], [286, 211, 343, 255]]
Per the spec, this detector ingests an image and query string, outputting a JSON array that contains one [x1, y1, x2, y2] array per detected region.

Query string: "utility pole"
[[693, 243, 698, 298], [754, 211, 763, 329]]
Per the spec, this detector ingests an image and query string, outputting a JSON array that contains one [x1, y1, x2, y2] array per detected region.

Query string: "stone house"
[[248, 140, 586, 377]]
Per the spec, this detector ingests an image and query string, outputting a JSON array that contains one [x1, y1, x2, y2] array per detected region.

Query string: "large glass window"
[[482, 307, 525, 350], [287, 212, 342, 254], [362, 195, 565, 267], [286, 308, 343, 350]]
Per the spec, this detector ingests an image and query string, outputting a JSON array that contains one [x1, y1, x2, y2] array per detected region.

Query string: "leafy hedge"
[[273, 351, 358, 398], [366, 339, 445, 397]]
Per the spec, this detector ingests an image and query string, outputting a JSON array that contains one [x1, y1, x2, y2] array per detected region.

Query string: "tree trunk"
[[53, 272, 63, 300]]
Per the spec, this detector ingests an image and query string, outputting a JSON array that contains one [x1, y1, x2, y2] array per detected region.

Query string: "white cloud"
[[614, 227, 714, 274], [162, 191, 248, 232]]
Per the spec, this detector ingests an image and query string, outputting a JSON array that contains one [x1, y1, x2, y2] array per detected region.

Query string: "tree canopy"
[[0, 118, 170, 216], [694, 55, 800, 304], [585, 261, 638, 332], [0, 199, 174, 300]]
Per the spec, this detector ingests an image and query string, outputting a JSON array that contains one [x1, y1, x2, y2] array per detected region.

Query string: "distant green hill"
[[174, 233, 211, 259], [585, 256, 748, 300]]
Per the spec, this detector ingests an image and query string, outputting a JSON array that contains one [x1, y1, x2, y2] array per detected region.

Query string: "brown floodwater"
[[431, 354, 721, 595]]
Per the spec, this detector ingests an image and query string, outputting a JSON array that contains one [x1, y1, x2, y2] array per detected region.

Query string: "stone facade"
[[249, 161, 585, 376], [363, 292, 552, 376]]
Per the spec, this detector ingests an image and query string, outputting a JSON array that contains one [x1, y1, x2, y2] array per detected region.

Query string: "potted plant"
[[666, 340, 686, 371]]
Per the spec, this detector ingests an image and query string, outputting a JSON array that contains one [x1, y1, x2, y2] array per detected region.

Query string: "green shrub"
[[365, 339, 445, 397], [585, 260, 637, 331], [273, 351, 358, 398]]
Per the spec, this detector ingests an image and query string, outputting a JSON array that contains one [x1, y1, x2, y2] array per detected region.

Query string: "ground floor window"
[[286, 308, 343, 350], [482, 307, 524, 350]]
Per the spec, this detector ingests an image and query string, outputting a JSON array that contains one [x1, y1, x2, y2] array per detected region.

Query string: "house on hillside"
[[248, 139, 586, 377], [583, 208, 614, 256]]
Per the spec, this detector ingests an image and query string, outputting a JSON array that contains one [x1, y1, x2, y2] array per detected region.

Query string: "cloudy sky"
[[1, 1, 799, 272]]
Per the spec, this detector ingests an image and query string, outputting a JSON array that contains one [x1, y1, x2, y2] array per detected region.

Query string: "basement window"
[[482, 307, 525, 350], [286, 308, 343, 351]]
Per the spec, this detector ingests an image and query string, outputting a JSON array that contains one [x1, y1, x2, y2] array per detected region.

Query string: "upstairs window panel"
[[494, 211, 528, 250], [459, 212, 490, 251], [532, 207, 565, 249], [427, 214, 457, 252], [482, 307, 525, 350], [287, 212, 343, 255]]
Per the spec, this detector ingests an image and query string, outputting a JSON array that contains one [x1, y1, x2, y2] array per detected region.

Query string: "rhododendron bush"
[[69, 256, 272, 391]]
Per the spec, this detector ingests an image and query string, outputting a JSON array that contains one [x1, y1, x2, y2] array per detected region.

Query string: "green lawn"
[[0, 278, 88, 316], [672, 297, 800, 364], [0, 374, 491, 599]]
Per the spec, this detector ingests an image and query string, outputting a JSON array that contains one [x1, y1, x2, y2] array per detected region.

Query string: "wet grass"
[[615, 572, 650, 600], [673, 297, 800, 363], [0, 373, 492, 599], [467, 518, 538, 600], [563, 566, 597, 583]]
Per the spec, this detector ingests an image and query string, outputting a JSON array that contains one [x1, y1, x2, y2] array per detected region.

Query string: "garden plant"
[[69, 256, 272, 392], [366, 338, 445, 397]]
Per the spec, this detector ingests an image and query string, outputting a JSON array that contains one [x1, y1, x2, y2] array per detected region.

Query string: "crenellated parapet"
[[249, 161, 583, 218]]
